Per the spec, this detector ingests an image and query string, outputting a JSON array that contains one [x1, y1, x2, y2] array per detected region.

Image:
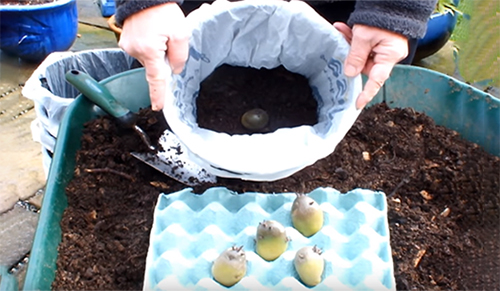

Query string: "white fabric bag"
[[163, 0, 363, 181]]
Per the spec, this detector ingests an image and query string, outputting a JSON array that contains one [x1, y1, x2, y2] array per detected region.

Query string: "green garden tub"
[[3, 65, 498, 291]]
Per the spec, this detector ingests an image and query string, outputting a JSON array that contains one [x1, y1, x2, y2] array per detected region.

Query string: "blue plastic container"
[[0, 0, 78, 63], [97, 0, 115, 17], [415, 1, 460, 61]]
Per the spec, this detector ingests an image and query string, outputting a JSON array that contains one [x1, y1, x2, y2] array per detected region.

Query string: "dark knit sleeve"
[[114, 0, 184, 27], [347, 0, 437, 39]]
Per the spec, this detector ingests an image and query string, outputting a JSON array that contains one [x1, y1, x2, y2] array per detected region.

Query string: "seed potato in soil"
[[52, 65, 499, 290]]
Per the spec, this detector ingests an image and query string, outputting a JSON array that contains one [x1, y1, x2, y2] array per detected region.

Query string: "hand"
[[119, 3, 189, 111], [333, 23, 409, 110]]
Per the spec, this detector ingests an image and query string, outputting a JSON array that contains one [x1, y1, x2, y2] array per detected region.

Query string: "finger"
[[360, 57, 375, 77], [332, 22, 352, 43], [146, 74, 167, 111], [166, 31, 190, 74], [142, 55, 169, 111], [343, 29, 373, 77], [356, 62, 393, 110]]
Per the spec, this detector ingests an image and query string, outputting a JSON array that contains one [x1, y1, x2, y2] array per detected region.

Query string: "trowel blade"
[[131, 130, 217, 186]]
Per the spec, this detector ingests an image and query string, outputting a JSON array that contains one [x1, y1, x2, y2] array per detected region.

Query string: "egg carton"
[[144, 187, 395, 290]]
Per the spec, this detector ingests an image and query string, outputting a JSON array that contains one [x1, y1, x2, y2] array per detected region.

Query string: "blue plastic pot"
[[414, 9, 458, 61], [0, 0, 78, 63]]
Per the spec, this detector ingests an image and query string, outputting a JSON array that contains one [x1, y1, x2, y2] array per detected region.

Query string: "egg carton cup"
[[144, 187, 395, 290]]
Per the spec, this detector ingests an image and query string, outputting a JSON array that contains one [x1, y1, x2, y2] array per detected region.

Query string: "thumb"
[[333, 22, 352, 43], [343, 30, 372, 77]]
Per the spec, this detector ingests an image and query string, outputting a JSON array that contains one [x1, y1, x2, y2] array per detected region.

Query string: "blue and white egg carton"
[[144, 187, 395, 290]]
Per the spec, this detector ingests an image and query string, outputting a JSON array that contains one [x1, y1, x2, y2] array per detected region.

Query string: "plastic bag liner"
[[22, 49, 139, 176], [163, 0, 363, 181]]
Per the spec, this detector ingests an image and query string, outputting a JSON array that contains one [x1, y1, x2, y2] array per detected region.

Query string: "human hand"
[[119, 3, 189, 111], [333, 23, 409, 110]]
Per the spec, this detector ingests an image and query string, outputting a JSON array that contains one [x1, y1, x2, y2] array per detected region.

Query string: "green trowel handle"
[[65, 69, 137, 128]]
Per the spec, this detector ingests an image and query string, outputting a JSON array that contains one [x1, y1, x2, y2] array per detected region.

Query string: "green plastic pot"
[[3, 65, 498, 291]]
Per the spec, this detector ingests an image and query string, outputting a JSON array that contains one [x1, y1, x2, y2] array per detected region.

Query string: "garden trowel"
[[65, 70, 217, 186]]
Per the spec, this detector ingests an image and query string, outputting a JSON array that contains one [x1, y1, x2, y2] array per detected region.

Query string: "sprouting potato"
[[291, 193, 324, 237], [294, 245, 324, 287], [255, 220, 289, 261], [212, 245, 247, 287]]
